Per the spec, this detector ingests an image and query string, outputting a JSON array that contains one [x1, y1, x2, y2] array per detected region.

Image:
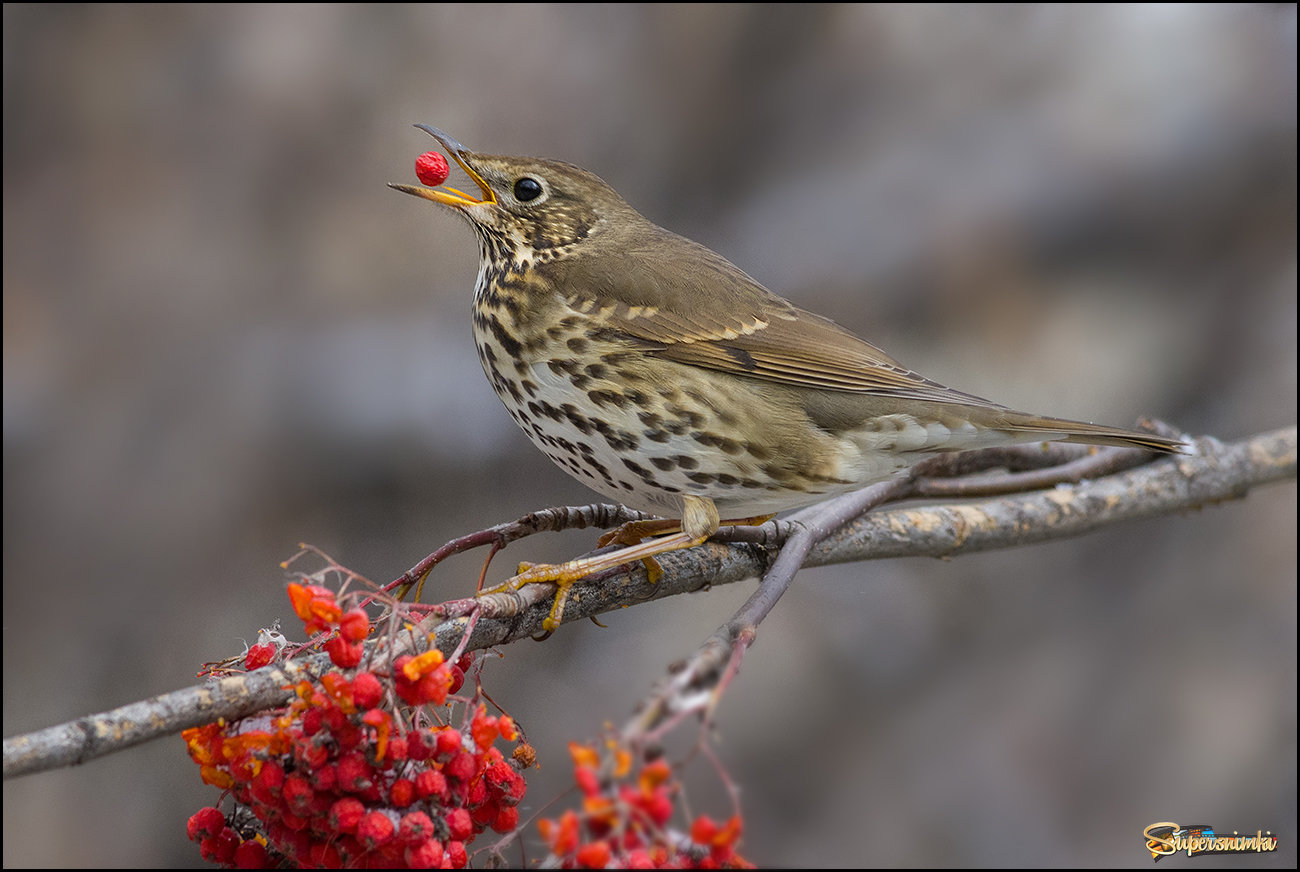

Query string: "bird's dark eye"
[[513, 177, 543, 202]]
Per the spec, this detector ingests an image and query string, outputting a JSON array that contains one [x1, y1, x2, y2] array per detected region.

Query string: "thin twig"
[[385, 504, 654, 599]]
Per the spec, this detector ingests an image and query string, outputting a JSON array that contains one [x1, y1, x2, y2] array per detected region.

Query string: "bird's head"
[[390, 124, 636, 270]]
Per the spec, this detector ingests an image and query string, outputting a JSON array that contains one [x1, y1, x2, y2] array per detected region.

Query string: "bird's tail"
[[992, 412, 1184, 453]]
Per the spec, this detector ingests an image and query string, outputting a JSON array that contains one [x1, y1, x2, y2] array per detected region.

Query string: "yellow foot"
[[508, 530, 710, 632], [498, 498, 775, 633]]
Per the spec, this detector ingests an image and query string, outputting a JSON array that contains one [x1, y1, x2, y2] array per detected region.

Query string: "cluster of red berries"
[[538, 744, 751, 869], [184, 582, 529, 868]]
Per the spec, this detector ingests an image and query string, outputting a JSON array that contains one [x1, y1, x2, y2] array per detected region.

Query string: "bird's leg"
[[597, 518, 682, 548], [597, 510, 777, 581], [507, 495, 721, 632], [596, 517, 681, 581], [596, 510, 701, 584]]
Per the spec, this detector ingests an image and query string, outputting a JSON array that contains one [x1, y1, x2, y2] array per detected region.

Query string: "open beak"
[[388, 124, 495, 207]]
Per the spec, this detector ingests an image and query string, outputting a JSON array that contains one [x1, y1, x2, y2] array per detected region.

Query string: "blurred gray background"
[[3, 4, 1295, 867]]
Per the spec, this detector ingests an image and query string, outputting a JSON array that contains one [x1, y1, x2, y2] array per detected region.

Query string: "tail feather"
[[996, 413, 1184, 454]]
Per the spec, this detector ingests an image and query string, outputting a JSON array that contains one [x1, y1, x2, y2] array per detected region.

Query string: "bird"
[[391, 124, 1182, 630]]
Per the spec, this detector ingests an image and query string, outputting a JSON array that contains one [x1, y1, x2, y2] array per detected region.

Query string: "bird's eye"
[[513, 177, 543, 202]]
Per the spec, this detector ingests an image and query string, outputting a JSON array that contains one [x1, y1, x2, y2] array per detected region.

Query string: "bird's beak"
[[388, 124, 496, 207]]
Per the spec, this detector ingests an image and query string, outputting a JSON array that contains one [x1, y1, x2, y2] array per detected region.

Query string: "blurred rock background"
[[3, 4, 1294, 867]]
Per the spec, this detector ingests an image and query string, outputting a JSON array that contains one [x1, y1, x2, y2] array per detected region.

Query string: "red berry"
[[415, 151, 450, 187], [691, 815, 717, 844], [643, 788, 673, 827], [398, 811, 437, 844], [486, 760, 525, 804], [187, 806, 226, 841], [206, 826, 240, 865], [329, 797, 366, 833], [282, 774, 314, 813], [357, 811, 395, 848], [414, 768, 448, 801], [336, 752, 373, 792], [406, 730, 433, 760], [199, 837, 224, 864], [326, 636, 364, 669], [300, 739, 330, 770], [233, 839, 270, 869], [248, 779, 276, 807], [502, 771, 526, 804], [445, 750, 476, 783], [323, 705, 348, 734], [445, 807, 473, 842], [255, 760, 284, 793], [471, 711, 500, 748], [416, 668, 451, 705], [465, 778, 487, 810], [301, 707, 324, 736], [575, 765, 601, 797], [434, 727, 462, 758], [447, 665, 466, 695], [446, 840, 468, 869], [308, 762, 337, 793], [405, 837, 445, 868], [390, 777, 416, 808], [544, 809, 582, 855], [338, 608, 370, 642], [491, 804, 519, 834], [352, 672, 383, 709], [244, 643, 276, 670], [471, 798, 498, 828], [333, 722, 363, 751]]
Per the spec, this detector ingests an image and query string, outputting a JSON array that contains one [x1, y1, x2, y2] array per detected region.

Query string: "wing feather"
[[536, 227, 1003, 408]]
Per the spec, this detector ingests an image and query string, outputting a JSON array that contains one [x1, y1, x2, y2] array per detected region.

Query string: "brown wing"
[[537, 224, 1003, 407]]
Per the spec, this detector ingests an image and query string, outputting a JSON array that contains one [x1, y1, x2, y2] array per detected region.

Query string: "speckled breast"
[[468, 278, 877, 519]]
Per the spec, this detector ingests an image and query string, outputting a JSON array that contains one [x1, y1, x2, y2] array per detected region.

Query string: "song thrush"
[[391, 125, 1182, 630]]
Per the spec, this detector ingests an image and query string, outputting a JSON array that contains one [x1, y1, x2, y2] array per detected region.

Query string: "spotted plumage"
[[391, 125, 1182, 627]]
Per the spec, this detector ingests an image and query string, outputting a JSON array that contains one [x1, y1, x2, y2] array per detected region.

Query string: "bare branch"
[[2, 657, 333, 779], [4, 426, 1293, 779]]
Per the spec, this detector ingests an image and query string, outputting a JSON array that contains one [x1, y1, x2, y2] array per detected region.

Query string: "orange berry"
[[576, 840, 612, 869]]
